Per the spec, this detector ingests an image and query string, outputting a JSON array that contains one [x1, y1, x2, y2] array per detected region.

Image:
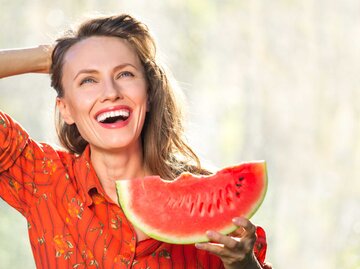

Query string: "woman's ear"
[[56, 97, 75, 125]]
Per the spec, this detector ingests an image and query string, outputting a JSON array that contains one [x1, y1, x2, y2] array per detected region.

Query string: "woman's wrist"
[[223, 252, 262, 269], [37, 44, 53, 73], [239, 253, 263, 269]]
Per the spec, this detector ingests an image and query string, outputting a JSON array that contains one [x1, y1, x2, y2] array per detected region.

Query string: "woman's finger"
[[233, 217, 257, 239], [195, 241, 243, 259], [205, 230, 241, 250]]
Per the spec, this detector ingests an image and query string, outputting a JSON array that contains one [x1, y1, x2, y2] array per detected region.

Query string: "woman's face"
[[57, 36, 148, 153]]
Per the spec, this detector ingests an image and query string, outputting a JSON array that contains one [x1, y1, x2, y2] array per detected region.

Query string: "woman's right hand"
[[0, 44, 53, 78]]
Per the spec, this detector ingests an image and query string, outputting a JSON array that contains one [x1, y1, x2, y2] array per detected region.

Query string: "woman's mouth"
[[95, 106, 132, 128]]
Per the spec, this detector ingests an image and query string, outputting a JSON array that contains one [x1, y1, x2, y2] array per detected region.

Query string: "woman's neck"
[[89, 143, 148, 203]]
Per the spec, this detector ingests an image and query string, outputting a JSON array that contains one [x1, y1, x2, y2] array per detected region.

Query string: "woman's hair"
[[50, 14, 209, 179]]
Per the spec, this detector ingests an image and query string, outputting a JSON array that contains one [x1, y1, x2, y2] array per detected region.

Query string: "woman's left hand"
[[195, 217, 262, 269]]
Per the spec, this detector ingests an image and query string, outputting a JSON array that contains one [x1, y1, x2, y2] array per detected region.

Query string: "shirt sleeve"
[[0, 112, 29, 173], [254, 226, 272, 269], [0, 111, 62, 216]]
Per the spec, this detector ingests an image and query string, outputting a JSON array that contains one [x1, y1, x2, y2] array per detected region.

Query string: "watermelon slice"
[[115, 161, 267, 244]]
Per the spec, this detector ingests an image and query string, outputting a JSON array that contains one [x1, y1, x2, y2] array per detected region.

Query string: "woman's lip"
[[94, 105, 132, 120]]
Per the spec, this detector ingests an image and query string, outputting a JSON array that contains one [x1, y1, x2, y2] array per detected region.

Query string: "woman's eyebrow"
[[73, 69, 98, 80], [113, 63, 137, 72]]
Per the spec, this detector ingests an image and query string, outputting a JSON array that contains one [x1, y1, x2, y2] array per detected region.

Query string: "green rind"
[[246, 162, 268, 220], [116, 161, 268, 244]]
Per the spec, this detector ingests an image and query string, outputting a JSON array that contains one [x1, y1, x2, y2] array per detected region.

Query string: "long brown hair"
[[50, 14, 209, 180]]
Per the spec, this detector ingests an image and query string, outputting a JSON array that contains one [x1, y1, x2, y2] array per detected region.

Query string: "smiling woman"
[[0, 14, 271, 268]]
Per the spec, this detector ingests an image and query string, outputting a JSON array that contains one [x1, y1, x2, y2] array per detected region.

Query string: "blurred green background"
[[1, 0, 360, 268]]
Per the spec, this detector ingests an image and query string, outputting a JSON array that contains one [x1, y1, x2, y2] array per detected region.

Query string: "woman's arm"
[[0, 45, 52, 78]]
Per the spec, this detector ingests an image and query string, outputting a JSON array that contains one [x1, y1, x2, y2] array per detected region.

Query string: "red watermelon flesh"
[[115, 161, 267, 244]]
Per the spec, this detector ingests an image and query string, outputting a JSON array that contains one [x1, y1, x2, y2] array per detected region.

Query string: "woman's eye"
[[80, 77, 96, 86], [117, 71, 134, 78]]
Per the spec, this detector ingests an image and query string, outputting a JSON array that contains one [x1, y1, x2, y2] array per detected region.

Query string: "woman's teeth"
[[96, 109, 130, 123]]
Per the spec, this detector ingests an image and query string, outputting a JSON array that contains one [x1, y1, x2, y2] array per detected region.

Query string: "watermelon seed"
[[207, 204, 213, 215], [238, 177, 244, 181], [189, 203, 195, 215], [235, 191, 241, 198], [199, 202, 204, 215], [226, 197, 232, 207], [217, 200, 224, 212], [218, 189, 223, 200], [235, 183, 242, 187]]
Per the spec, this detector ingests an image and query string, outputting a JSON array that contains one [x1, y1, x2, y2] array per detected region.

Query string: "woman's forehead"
[[63, 36, 142, 71]]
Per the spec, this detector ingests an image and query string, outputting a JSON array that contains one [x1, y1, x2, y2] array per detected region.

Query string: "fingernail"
[[232, 217, 243, 225], [206, 230, 214, 237], [195, 243, 204, 249]]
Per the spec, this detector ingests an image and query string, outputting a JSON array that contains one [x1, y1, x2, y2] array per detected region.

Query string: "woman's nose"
[[100, 79, 123, 102]]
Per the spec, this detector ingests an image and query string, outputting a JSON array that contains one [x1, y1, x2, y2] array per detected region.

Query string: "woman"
[[0, 14, 272, 268]]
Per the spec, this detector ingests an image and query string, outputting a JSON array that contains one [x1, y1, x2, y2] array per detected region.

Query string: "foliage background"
[[1, 1, 360, 268]]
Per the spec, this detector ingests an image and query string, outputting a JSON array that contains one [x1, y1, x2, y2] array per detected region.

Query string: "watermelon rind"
[[116, 161, 267, 245]]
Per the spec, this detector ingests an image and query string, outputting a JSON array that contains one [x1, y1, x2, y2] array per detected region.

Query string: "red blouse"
[[0, 111, 271, 268]]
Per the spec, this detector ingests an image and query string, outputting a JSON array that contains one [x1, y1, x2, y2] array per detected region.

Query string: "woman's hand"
[[195, 217, 262, 269], [0, 44, 53, 78]]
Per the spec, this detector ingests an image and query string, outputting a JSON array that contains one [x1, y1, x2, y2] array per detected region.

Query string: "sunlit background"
[[1, 1, 360, 268]]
